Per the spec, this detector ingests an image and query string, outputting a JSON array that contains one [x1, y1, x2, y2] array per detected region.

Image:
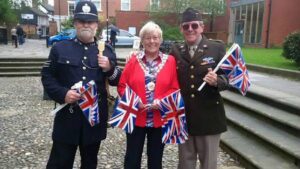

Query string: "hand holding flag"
[[158, 90, 188, 144], [198, 43, 251, 96], [78, 80, 100, 127], [108, 85, 141, 133]]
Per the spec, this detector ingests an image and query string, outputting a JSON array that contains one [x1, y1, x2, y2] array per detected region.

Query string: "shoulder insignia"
[[208, 38, 224, 44]]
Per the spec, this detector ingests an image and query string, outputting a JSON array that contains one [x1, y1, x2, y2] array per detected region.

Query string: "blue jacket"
[[41, 38, 121, 145]]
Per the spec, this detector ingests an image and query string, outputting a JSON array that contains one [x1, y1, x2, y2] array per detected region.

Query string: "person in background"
[[16, 24, 24, 45], [41, 1, 121, 168], [170, 7, 230, 169], [118, 21, 180, 169], [11, 26, 18, 48], [109, 25, 118, 48]]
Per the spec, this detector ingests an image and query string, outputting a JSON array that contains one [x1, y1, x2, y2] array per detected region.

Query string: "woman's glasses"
[[182, 23, 199, 31]]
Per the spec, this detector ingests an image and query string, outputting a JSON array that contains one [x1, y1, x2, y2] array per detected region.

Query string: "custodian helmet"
[[74, 1, 98, 22]]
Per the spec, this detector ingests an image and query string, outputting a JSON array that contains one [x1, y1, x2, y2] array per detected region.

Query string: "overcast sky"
[[49, 0, 54, 5]]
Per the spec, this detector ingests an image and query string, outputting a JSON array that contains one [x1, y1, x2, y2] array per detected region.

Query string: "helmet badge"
[[82, 3, 91, 13]]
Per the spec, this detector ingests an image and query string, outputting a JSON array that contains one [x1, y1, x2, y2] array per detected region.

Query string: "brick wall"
[[262, 0, 300, 47], [54, 0, 68, 16], [115, 11, 150, 33], [99, 0, 150, 21], [49, 21, 58, 36]]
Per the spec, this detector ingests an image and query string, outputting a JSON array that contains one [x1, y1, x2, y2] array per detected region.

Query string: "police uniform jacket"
[[41, 38, 121, 145], [170, 36, 229, 136]]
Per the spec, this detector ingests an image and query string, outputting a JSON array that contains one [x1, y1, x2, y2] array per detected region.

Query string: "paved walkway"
[[0, 40, 245, 168], [0, 39, 132, 59]]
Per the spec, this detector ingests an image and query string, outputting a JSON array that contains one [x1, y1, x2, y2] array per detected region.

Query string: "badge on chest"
[[200, 56, 215, 65]]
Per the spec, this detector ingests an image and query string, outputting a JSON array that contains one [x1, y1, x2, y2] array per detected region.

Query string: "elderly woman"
[[117, 21, 180, 169]]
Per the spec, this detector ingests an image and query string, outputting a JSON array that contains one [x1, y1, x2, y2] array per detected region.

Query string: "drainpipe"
[[265, 0, 272, 48], [106, 0, 109, 42]]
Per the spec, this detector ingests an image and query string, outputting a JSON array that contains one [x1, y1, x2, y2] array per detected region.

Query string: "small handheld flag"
[[219, 45, 251, 95], [158, 90, 188, 144], [198, 43, 250, 95], [108, 85, 141, 133], [78, 80, 100, 127]]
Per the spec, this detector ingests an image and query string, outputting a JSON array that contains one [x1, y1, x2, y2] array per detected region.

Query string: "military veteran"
[[170, 7, 230, 169]]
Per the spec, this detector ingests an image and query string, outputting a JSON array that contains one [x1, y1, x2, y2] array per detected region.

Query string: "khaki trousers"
[[178, 134, 221, 169]]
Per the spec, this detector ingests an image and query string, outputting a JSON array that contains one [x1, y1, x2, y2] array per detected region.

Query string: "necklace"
[[136, 50, 168, 91]]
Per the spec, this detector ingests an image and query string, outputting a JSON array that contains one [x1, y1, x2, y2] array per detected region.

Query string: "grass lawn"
[[240, 48, 300, 71]]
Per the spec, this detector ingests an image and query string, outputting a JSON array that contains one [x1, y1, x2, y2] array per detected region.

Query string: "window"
[[68, 1, 75, 17], [121, 0, 130, 11], [150, 0, 160, 10], [92, 0, 101, 11], [232, 1, 264, 44]]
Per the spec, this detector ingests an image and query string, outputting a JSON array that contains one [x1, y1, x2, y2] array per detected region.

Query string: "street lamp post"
[[106, 0, 109, 42], [58, 0, 61, 32]]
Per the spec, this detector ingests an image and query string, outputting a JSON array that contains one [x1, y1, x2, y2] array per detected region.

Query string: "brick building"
[[53, 0, 157, 32], [52, 0, 300, 47], [225, 0, 300, 47]]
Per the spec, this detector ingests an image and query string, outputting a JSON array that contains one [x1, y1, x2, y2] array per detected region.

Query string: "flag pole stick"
[[197, 43, 239, 91]]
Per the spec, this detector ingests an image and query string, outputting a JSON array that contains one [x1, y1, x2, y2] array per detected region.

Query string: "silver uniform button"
[[190, 65, 194, 69], [66, 60, 70, 64], [191, 85, 195, 88], [191, 94, 195, 98], [82, 76, 86, 80], [84, 56, 87, 60], [83, 66, 86, 70], [190, 75, 194, 79], [84, 46, 88, 50], [216, 101, 219, 104]]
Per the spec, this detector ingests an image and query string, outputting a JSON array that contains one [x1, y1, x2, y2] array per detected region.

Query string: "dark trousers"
[[124, 126, 165, 169], [11, 36, 18, 48], [46, 141, 101, 169], [110, 38, 116, 48]]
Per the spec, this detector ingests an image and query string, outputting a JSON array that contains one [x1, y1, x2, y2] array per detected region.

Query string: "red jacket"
[[118, 53, 180, 128]]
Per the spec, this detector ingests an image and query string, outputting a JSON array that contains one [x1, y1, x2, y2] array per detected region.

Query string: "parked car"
[[48, 29, 76, 46], [159, 40, 183, 54], [101, 29, 140, 47]]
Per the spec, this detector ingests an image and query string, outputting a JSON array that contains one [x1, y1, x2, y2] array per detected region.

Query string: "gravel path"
[[0, 77, 243, 169]]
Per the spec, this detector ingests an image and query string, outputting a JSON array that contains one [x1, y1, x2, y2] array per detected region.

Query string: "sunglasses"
[[182, 23, 199, 31]]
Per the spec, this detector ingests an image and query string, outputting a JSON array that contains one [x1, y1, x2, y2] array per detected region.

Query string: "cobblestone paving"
[[0, 77, 243, 169]]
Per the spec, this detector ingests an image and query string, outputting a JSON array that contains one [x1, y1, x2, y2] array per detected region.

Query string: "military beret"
[[74, 1, 98, 22], [181, 7, 202, 23]]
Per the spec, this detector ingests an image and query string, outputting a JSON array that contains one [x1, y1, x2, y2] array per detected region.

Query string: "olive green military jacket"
[[170, 36, 229, 136]]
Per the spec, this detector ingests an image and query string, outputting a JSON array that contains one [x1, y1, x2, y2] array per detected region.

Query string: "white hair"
[[139, 21, 163, 41]]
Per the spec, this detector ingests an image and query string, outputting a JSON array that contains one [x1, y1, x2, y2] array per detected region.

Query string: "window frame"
[[121, 0, 131, 11]]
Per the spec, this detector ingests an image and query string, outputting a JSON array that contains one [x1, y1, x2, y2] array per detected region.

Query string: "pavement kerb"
[[247, 63, 300, 81]]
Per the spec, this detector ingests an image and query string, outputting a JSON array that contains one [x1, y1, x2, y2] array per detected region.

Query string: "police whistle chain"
[[197, 43, 239, 92], [50, 81, 83, 116]]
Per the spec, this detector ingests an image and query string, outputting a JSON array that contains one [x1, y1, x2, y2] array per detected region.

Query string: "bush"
[[282, 31, 300, 65], [163, 27, 183, 41]]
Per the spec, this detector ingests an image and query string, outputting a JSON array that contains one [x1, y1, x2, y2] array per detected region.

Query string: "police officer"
[[41, 1, 121, 168], [170, 8, 230, 169]]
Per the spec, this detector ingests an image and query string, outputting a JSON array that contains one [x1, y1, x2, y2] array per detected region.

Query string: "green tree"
[[150, 0, 196, 24], [61, 18, 74, 30], [0, 0, 17, 25], [32, 0, 41, 8], [149, 0, 226, 31], [193, 0, 226, 32]]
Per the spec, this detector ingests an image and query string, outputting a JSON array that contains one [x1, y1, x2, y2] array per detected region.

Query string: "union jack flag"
[[108, 85, 141, 133], [78, 80, 100, 127], [220, 45, 251, 96], [158, 90, 188, 144]]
